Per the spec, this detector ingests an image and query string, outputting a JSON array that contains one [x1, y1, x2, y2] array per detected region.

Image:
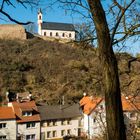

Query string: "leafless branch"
[[0, 9, 33, 25], [110, 0, 136, 47]]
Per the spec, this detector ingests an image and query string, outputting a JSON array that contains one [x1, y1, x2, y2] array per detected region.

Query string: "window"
[[47, 131, 51, 138], [93, 118, 96, 123], [67, 119, 71, 125], [26, 134, 35, 140], [69, 33, 72, 37], [52, 120, 57, 126], [52, 131, 57, 137], [47, 121, 52, 126], [100, 105, 103, 110], [50, 32, 52, 36], [0, 135, 6, 140], [39, 15, 41, 20], [0, 123, 6, 129], [26, 122, 35, 128], [61, 130, 65, 136], [130, 112, 135, 118], [67, 129, 71, 135], [62, 33, 65, 37], [56, 32, 58, 36], [23, 111, 32, 116], [61, 120, 66, 125], [44, 32, 46, 36]]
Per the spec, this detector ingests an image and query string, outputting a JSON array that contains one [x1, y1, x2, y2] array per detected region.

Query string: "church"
[[37, 9, 76, 40]]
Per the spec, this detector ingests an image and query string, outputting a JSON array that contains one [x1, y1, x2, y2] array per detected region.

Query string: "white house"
[[80, 96, 105, 139], [0, 107, 16, 140], [8, 101, 41, 140], [37, 104, 83, 140], [38, 9, 76, 40], [80, 95, 140, 139]]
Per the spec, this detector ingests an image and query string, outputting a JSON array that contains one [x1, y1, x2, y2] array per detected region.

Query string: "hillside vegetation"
[[0, 38, 140, 104]]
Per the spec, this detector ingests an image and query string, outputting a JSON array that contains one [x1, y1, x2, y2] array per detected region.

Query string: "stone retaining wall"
[[0, 24, 27, 40]]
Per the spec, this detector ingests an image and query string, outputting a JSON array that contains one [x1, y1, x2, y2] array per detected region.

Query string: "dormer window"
[[22, 111, 32, 116]]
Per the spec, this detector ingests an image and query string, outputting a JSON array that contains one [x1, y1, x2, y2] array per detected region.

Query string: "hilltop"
[[0, 38, 140, 104]]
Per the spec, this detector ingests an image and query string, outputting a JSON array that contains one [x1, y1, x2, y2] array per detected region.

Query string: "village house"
[[37, 103, 83, 140], [38, 9, 76, 40], [0, 107, 16, 140], [80, 94, 140, 139], [8, 101, 41, 140]]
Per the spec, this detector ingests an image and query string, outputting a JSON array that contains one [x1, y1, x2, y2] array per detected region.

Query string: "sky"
[[0, 0, 139, 56]]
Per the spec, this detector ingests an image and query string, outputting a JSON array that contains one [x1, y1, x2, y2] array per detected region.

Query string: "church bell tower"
[[38, 8, 42, 35]]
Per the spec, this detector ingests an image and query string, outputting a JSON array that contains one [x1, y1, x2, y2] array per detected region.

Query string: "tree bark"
[[87, 0, 126, 140]]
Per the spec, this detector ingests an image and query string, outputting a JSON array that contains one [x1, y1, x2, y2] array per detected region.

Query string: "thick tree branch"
[[0, 9, 33, 25]]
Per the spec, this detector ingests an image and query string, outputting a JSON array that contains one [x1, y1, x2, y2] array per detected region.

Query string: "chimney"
[[83, 92, 87, 96]]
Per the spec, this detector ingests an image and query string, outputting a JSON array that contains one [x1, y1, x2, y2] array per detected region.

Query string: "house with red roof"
[[0, 107, 16, 140], [80, 94, 140, 139], [8, 101, 41, 140]]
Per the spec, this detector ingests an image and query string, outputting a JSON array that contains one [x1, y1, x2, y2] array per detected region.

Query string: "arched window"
[[56, 32, 58, 36], [62, 33, 65, 37], [50, 32, 52, 36], [69, 33, 72, 38], [39, 15, 41, 20], [44, 32, 46, 36]]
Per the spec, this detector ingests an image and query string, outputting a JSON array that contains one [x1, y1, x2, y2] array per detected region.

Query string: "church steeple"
[[38, 8, 42, 35]]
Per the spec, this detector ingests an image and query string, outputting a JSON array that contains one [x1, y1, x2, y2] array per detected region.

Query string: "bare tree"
[[0, 0, 139, 140], [49, 0, 140, 140], [0, 0, 40, 24]]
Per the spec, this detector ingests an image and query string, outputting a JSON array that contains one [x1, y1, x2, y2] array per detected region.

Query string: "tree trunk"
[[87, 0, 126, 140]]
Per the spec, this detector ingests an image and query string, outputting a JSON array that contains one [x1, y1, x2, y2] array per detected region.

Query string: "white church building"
[[38, 9, 76, 40]]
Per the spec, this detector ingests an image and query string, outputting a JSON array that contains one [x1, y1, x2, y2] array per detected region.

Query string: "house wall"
[[41, 117, 81, 139], [0, 119, 16, 140], [83, 101, 106, 139], [17, 122, 40, 140], [82, 100, 140, 139], [0, 24, 26, 40], [41, 29, 75, 40]]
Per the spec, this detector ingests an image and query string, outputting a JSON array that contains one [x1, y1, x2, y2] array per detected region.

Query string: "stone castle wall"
[[0, 24, 27, 40]]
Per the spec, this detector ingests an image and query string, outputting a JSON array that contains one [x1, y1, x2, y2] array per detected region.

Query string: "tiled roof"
[[80, 96, 140, 115], [42, 22, 75, 31], [80, 96, 103, 115], [11, 101, 40, 123], [38, 104, 82, 121], [0, 107, 16, 120], [122, 96, 140, 111]]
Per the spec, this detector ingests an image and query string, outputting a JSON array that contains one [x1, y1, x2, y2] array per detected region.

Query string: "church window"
[[44, 32, 46, 36], [62, 33, 65, 37], [69, 33, 72, 37], [39, 15, 41, 20], [56, 32, 59, 36]]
